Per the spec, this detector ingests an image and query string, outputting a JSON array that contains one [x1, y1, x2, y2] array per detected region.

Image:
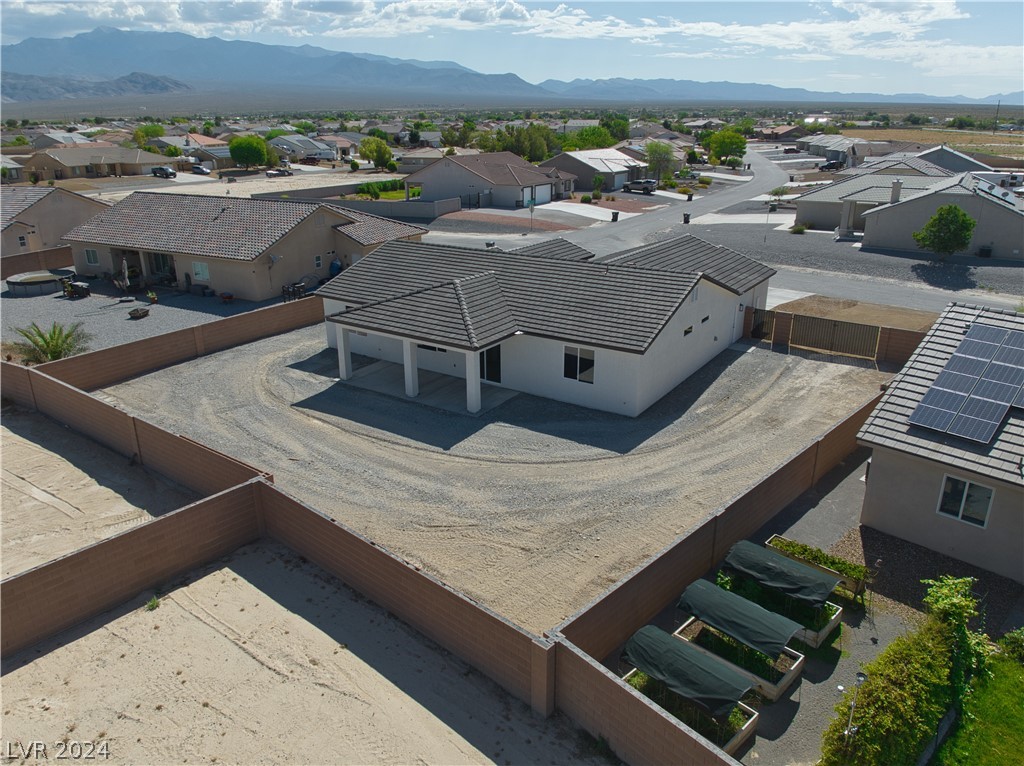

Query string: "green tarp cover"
[[724, 540, 840, 607], [678, 579, 803, 658], [623, 625, 753, 719]]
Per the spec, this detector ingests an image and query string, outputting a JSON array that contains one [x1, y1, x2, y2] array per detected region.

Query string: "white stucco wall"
[[861, 447, 1024, 583]]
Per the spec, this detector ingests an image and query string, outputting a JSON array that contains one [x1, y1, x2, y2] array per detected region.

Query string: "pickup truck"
[[623, 179, 657, 194]]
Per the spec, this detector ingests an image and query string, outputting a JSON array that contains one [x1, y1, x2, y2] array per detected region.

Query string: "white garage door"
[[533, 184, 552, 205]]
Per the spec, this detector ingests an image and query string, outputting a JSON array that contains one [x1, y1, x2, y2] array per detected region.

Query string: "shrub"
[[769, 538, 869, 581], [790, 225, 807, 234], [580, 195, 592, 204], [666, 180, 678, 189], [11, 322, 91, 363], [349, 159, 359, 171], [678, 186, 692, 195], [698, 176, 712, 185], [592, 190, 602, 200], [1000, 627, 1024, 663]]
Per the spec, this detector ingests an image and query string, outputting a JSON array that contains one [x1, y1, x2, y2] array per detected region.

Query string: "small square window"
[[563, 346, 595, 384], [937, 475, 993, 528], [684, 326, 694, 336], [85, 248, 99, 265], [192, 261, 210, 281], [701, 315, 710, 324], [315, 255, 323, 268], [18, 236, 27, 248]]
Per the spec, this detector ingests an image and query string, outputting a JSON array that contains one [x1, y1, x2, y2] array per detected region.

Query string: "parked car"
[[152, 166, 177, 178], [191, 164, 211, 175], [819, 161, 844, 171], [265, 169, 294, 177], [623, 178, 658, 194]]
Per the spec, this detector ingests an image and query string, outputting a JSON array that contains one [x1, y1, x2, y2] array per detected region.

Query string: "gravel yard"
[[99, 326, 890, 634]]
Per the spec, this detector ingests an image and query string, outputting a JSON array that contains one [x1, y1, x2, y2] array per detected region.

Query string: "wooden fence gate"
[[790, 314, 880, 360]]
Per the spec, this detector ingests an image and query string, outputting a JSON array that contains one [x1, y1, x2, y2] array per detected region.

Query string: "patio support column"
[[403, 340, 419, 398], [336, 325, 352, 380], [838, 200, 855, 233], [466, 350, 481, 414]]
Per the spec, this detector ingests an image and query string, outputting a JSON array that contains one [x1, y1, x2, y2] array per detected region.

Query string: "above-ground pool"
[[5, 270, 75, 297]]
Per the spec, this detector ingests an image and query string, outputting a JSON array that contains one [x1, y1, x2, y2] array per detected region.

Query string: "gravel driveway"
[[100, 326, 890, 634]]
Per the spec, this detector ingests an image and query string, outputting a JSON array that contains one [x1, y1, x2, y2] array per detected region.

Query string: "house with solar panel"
[[317, 235, 774, 416], [858, 303, 1024, 583]]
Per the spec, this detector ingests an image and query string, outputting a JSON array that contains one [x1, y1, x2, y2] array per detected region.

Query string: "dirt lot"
[[772, 295, 940, 331], [840, 128, 1024, 160], [100, 326, 891, 634], [1, 410, 199, 578], [1, 542, 604, 766]]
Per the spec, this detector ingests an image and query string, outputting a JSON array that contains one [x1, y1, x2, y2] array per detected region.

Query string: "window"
[[702, 315, 710, 324], [684, 326, 694, 336], [85, 248, 99, 265], [192, 261, 210, 281], [936, 476, 993, 527], [315, 255, 323, 268], [18, 236, 27, 248], [417, 344, 447, 353], [690, 285, 699, 302], [563, 346, 594, 384]]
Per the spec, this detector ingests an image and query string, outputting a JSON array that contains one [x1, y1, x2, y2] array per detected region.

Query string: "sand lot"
[[1, 542, 602, 766], [1, 411, 199, 578], [100, 326, 891, 634]]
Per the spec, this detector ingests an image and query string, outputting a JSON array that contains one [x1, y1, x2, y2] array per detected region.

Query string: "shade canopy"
[[724, 540, 840, 607], [678, 579, 803, 658], [623, 625, 753, 719]]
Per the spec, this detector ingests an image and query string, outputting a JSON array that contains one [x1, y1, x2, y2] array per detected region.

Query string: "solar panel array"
[[908, 323, 1024, 444]]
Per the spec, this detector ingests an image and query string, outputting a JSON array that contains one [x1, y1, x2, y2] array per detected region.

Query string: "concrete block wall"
[[0, 483, 261, 658], [0, 361, 36, 408], [553, 641, 734, 766], [877, 327, 926, 367], [198, 296, 323, 355], [812, 395, 882, 484], [1, 246, 73, 280], [258, 483, 546, 711]]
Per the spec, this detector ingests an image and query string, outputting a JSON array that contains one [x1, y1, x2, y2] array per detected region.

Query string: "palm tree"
[[11, 322, 91, 363]]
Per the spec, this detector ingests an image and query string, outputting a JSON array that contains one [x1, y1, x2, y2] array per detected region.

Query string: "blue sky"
[[2, 1, 1021, 98]]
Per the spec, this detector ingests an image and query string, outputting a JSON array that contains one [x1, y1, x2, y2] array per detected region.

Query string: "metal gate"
[[750, 308, 775, 342], [790, 314, 880, 360]]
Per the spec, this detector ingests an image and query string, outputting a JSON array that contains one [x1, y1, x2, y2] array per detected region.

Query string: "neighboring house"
[[858, 303, 1024, 583], [396, 146, 479, 175], [539, 148, 645, 191], [63, 192, 426, 302], [193, 145, 235, 170], [861, 173, 1024, 260], [31, 132, 96, 149], [795, 134, 871, 162], [146, 133, 228, 155], [757, 125, 807, 141], [683, 118, 726, 131], [794, 173, 949, 232], [318, 135, 357, 158], [20, 147, 172, 181], [269, 135, 338, 161], [1, 186, 109, 255], [837, 158, 953, 178], [913, 145, 994, 174], [318, 234, 773, 416], [404, 151, 575, 208]]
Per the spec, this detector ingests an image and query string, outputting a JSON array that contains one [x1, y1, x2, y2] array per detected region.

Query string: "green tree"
[[913, 205, 976, 259], [562, 125, 615, 151], [591, 173, 604, 192], [229, 135, 268, 168], [645, 141, 675, 180], [358, 136, 393, 170], [202, 121, 215, 136], [12, 322, 91, 363], [708, 128, 747, 163], [5, 118, 17, 129], [368, 127, 389, 143], [293, 120, 316, 134], [600, 114, 629, 141], [408, 129, 421, 145], [164, 145, 182, 157]]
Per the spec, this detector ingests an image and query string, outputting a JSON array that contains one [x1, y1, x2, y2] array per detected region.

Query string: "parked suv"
[[819, 161, 844, 171], [152, 166, 177, 178], [623, 178, 658, 194]]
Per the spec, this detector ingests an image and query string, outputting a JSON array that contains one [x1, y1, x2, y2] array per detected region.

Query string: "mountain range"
[[1, 27, 1019, 109]]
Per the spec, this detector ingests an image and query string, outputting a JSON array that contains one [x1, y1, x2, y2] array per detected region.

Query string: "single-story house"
[[146, 133, 227, 154], [2, 186, 109, 255], [794, 173, 948, 233], [31, 132, 98, 149], [757, 125, 807, 141], [20, 147, 172, 181], [268, 135, 338, 161], [318, 135, 357, 158], [1, 156, 25, 183], [861, 173, 1024, 260], [404, 151, 575, 208], [538, 148, 645, 191], [317, 234, 773, 416], [63, 192, 427, 302], [858, 303, 1024, 583]]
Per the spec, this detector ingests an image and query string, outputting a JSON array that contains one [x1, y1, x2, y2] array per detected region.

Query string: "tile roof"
[[598, 234, 777, 295], [795, 173, 941, 204], [542, 149, 646, 173], [1, 186, 57, 228], [408, 151, 575, 187], [33, 147, 169, 166], [839, 158, 953, 177], [862, 173, 1024, 217], [318, 239, 707, 352], [858, 303, 1024, 487], [510, 238, 596, 261], [62, 192, 419, 262]]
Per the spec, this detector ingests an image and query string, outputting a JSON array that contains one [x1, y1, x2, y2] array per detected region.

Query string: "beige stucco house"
[[861, 173, 1024, 260], [20, 147, 174, 181], [63, 192, 426, 302], [858, 303, 1024, 583], [1, 186, 109, 255]]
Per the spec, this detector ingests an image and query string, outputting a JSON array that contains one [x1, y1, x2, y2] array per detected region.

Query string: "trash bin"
[[683, 213, 691, 224], [978, 245, 992, 258], [769, 203, 778, 212], [611, 211, 619, 222]]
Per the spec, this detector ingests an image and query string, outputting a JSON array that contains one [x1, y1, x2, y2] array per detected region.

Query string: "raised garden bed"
[[127, 307, 149, 320], [766, 534, 869, 599], [622, 668, 758, 756], [673, 619, 805, 701]]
